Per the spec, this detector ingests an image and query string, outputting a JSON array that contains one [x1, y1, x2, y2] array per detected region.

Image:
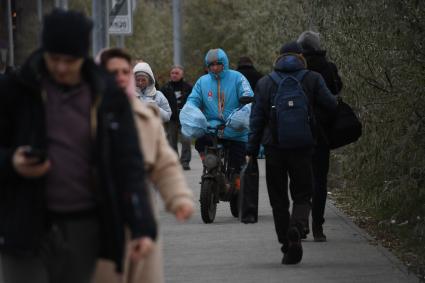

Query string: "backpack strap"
[[268, 71, 283, 86], [269, 70, 309, 85], [293, 69, 309, 83]]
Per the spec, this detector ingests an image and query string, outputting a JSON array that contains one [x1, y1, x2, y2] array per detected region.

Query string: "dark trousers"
[[195, 135, 246, 174], [312, 146, 330, 226], [264, 146, 313, 246], [165, 120, 192, 165], [0, 215, 99, 283]]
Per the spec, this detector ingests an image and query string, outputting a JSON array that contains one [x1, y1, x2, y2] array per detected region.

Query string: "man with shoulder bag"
[[297, 31, 360, 242]]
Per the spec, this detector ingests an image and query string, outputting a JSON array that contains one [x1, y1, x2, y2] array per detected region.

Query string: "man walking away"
[[297, 30, 343, 242], [0, 9, 157, 283], [247, 41, 337, 265], [160, 66, 193, 170]]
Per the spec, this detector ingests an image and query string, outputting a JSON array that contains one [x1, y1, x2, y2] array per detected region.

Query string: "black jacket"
[[304, 50, 343, 145], [247, 55, 338, 156], [160, 79, 192, 122], [303, 50, 342, 95], [236, 65, 263, 91], [0, 50, 157, 270]]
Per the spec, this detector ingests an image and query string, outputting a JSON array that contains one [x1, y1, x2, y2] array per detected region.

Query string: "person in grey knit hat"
[[297, 30, 343, 242], [297, 30, 321, 52]]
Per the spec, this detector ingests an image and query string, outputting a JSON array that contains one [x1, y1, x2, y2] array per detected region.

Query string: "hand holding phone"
[[23, 147, 47, 164], [13, 146, 50, 178]]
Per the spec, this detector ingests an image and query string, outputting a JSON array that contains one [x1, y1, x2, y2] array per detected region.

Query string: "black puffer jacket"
[[247, 55, 338, 156], [0, 50, 157, 270], [160, 79, 192, 122], [303, 50, 343, 145], [303, 50, 342, 95]]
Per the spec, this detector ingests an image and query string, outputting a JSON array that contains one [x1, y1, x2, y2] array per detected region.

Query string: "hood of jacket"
[[133, 62, 157, 97], [204, 48, 229, 80], [274, 54, 307, 73]]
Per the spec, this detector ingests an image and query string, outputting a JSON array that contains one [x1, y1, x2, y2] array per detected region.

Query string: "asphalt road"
[[159, 150, 419, 283]]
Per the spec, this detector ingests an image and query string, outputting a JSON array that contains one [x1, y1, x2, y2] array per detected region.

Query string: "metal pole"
[[37, 0, 43, 23], [116, 35, 125, 48], [172, 0, 182, 66], [92, 0, 109, 56], [55, 0, 68, 10], [6, 0, 14, 67]]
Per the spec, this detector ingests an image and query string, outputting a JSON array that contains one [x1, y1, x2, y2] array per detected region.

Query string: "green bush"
[[313, 0, 425, 255]]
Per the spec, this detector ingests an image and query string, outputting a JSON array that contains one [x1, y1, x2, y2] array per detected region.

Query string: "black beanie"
[[279, 41, 303, 55], [42, 9, 93, 58]]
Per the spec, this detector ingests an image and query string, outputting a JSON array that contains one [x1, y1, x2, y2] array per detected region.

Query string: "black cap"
[[42, 9, 93, 58], [237, 56, 253, 67], [279, 41, 303, 55]]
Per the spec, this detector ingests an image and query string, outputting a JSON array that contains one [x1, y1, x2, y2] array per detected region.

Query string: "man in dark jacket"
[[297, 30, 343, 242], [247, 41, 337, 265], [160, 65, 193, 170], [0, 9, 157, 283], [236, 56, 263, 91]]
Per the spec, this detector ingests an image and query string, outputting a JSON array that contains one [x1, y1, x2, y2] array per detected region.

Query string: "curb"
[[327, 200, 421, 283]]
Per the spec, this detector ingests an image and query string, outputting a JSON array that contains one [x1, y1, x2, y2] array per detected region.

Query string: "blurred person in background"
[[161, 65, 193, 170], [133, 62, 172, 123]]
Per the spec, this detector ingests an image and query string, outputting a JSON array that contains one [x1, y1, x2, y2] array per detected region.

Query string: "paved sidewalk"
[[158, 150, 419, 283]]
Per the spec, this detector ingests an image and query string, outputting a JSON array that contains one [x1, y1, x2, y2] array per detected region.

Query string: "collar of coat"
[[15, 49, 107, 99]]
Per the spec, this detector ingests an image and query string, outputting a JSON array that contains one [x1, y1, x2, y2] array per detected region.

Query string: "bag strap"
[[268, 71, 284, 86], [269, 69, 309, 86], [294, 69, 309, 83]]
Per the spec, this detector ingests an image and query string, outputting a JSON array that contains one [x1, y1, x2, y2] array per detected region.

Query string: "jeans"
[[264, 146, 313, 246], [165, 120, 192, 165], [0, 214, 99, 283]]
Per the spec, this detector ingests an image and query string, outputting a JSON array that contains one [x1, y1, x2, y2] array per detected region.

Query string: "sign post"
[[108, 0, 133, 35], [92, 0, 109, 56]]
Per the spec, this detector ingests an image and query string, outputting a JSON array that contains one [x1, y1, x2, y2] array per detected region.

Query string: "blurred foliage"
[[123, 0, 310, 84], [314, 0, 425, 271]]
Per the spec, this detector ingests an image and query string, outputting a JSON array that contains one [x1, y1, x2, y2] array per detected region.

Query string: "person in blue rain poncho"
[[185, 48, 254, 181]]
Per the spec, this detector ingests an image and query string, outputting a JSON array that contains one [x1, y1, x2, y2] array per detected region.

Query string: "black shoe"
[[300, 227, 309, 240], [182, 164, 191, 170], [241, 216, 257, 224], [313, 223, 327, 242], [281, 227, 303, 264]]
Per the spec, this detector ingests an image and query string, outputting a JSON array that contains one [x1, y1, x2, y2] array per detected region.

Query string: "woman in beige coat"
[[93, 48, 194, 283]]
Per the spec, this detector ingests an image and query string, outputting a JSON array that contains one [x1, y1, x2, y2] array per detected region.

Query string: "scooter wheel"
[[200, 179, 217, 223]]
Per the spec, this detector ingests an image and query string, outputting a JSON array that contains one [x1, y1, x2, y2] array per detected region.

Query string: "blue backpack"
[[269, 70, 315, 148]]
